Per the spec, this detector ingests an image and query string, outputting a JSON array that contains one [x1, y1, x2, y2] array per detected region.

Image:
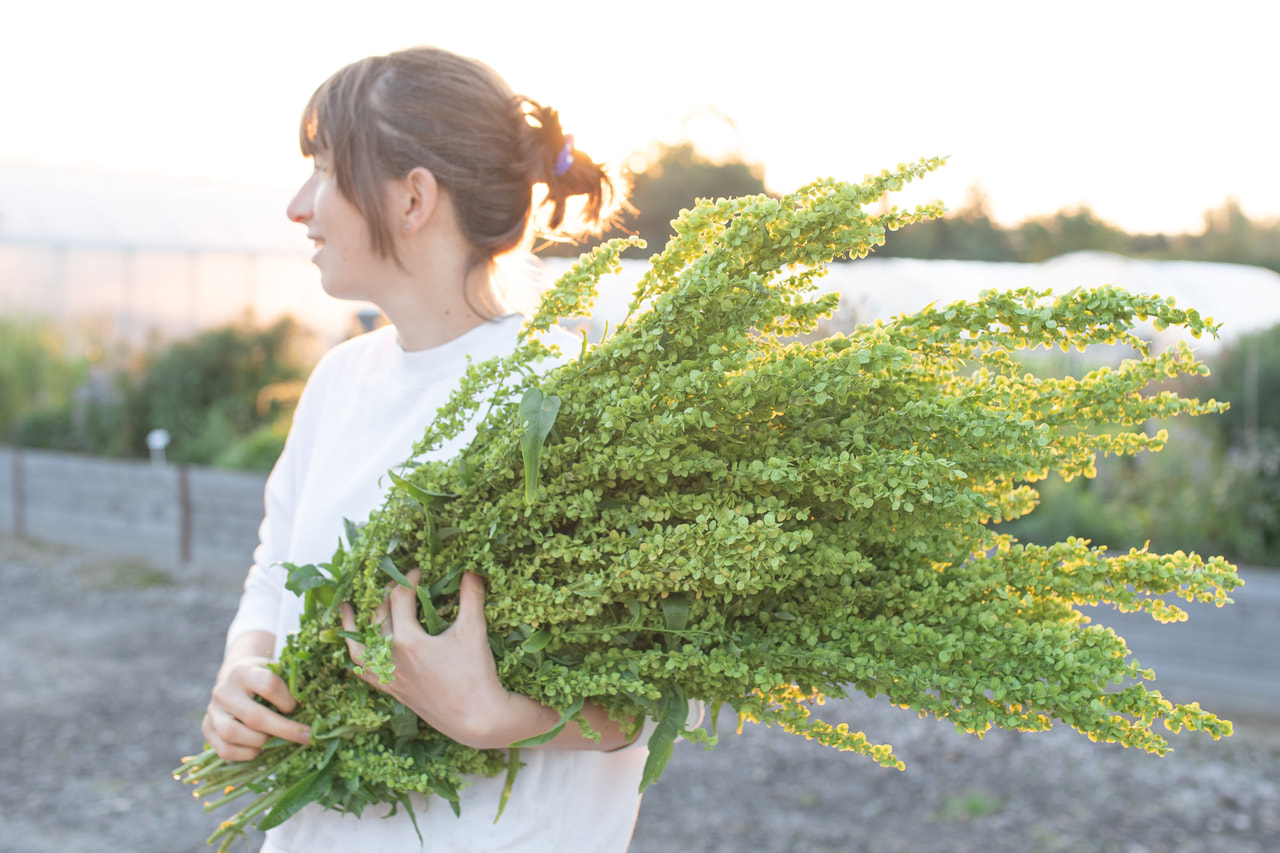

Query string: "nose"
[[286, 176, 315, 224]]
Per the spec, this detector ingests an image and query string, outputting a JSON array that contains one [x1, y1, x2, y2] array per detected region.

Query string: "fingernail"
[[300, 727, 311, 745]]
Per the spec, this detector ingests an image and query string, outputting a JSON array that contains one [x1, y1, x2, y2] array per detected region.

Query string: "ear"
[[395, 167, 440, 237]]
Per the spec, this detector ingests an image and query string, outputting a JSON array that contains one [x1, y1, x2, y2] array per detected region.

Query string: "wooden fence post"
[[178, 464, 192, 564], [12, 449, 25, 539]]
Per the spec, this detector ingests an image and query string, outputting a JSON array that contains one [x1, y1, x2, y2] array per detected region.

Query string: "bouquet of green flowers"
[[177, 157, 1239, 850]]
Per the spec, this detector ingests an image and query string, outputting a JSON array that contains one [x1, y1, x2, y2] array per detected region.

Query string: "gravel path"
[[1, 536, 1276, 853]]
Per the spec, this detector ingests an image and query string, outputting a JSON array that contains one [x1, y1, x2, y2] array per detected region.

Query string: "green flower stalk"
[[177, 157, 1240, 849]]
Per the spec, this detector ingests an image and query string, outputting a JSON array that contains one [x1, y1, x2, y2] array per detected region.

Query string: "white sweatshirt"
[[227, 316, 655, 853]]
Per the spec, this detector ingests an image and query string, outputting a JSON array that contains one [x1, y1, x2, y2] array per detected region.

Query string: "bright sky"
[[2, 0, 1276, 235]]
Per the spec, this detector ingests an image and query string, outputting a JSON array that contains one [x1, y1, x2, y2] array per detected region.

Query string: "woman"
[[203, 46, 650, 852]]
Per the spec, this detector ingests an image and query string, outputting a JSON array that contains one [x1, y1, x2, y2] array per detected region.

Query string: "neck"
[[378, 259, 498, 352]]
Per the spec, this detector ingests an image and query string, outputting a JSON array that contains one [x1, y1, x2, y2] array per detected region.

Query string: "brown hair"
[[299, 47, 620, 265]]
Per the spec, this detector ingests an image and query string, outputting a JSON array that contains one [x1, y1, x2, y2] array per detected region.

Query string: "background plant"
[[7, 315, 310, 470], [0, 317, 85, 437], [1002, 321, 1280, 566]]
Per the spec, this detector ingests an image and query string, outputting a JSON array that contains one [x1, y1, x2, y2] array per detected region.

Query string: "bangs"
[[294, 56, 399, 260], [298, 84, 330, 158]]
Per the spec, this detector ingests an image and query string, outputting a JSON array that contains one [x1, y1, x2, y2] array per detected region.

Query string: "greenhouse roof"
[[0, 162, 305, 255]]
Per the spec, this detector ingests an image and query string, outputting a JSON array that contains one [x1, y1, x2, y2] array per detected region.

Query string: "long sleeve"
[[223, 355, 331, 652], [223, 447, 296, 650]]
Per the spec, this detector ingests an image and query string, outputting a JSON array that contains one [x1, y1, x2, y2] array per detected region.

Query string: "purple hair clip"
[[553, 135, 575, 177]]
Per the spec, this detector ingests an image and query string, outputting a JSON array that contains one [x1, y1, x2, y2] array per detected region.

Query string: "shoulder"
[[307, 326, 398, 387], [287, 327, 396, 430]]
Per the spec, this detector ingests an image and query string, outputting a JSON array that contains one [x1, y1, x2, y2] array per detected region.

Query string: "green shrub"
[[0, 318, 84, 436], [8, 315, 310, 470], [1000, 422, 1280, 567]]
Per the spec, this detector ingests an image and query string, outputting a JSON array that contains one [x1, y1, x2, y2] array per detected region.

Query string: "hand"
[[340, 570, 514, 748], [340, 570, 637, 751], [203, 631, 311, 762]]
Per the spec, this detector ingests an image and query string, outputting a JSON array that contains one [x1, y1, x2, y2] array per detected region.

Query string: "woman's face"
[[287, 156, 387, 302]]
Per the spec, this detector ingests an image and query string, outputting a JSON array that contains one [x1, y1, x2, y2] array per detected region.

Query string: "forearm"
[[457, 692, 637, 752]]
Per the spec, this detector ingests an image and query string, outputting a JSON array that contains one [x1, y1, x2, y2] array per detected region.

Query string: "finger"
[[340, 602, 367, 666], [456, 571, 487, 629], [208, 706, 267, 748], [245, 666, 298, 715], [373, 598, 392, 638], [204, 711, 262, 762], [213, 682, 310, 747], [388, 568, 422, 632]]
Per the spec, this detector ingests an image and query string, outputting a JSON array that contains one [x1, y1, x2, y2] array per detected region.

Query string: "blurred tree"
[[10, 315, 311, 470], [1199, 198, 1253, 262], [875, 189, 1280, 272], [624, 141, 772, 252], [1011, 205, 1128, 262], [0, 319, 84, 436], [537, 140, 772, 257], [1165, 199, 1280, 272], [1204, 321, 1280, 450], [118, 316, 309, 464], [877, 184, 1014, 261]]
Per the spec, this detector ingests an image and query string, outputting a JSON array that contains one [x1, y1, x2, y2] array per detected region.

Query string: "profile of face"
[[287, 154, 387, 302], [286, 47, 616, 316]]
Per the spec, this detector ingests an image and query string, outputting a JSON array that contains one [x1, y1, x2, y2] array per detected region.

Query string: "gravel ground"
[[1, 536, 1277, 853]]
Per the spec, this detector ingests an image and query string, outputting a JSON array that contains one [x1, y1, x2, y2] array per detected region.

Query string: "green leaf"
[[343, 518, 362, 548], [429, 566, 463, 599], [416, 585, 447, 636], [519, 386, 562, 504], [495, 747, 522, 823], [379, 555, 412, 588], [387, 470, 458, 504], [521, 628, 553, 653], [398, 793, 424, 846], [661, 593, 690, 632], [509, 697, 585, 747], [426, 773, 462, 808], [257, 740, 339, 830], [284, 563, 329, 596], [640, 685, 688, 792], [388, 700, 419, 739], [390, 471, 440, 559]]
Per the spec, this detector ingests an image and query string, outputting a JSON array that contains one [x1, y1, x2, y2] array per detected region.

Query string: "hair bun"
[[521, 100, 619, 236]]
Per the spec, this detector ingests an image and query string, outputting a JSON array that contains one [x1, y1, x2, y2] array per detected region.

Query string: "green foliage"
[[9, 316, 307, 470], [177, 159, 1240, 847], [212, 420, 292, 472], [0, 318, 85, 436], [624, 142, 773, 254], [539, 141, 772, 258], [1003, 322, 1280, 567], [119, 318, 307, 465], [1187, 199, 1280, 272], [1203, 322, 1280, 449], [873, 185, 1015, 261], [938, 789, 1003, 822], [1003, 422, 1280, 567], [878, 187, 1280, 272]]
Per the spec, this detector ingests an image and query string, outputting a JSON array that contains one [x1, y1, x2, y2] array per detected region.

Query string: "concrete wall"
[[0, 445, 265, 569]]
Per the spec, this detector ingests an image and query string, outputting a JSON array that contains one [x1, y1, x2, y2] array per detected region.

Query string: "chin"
[[319, 278, 370, 303]]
